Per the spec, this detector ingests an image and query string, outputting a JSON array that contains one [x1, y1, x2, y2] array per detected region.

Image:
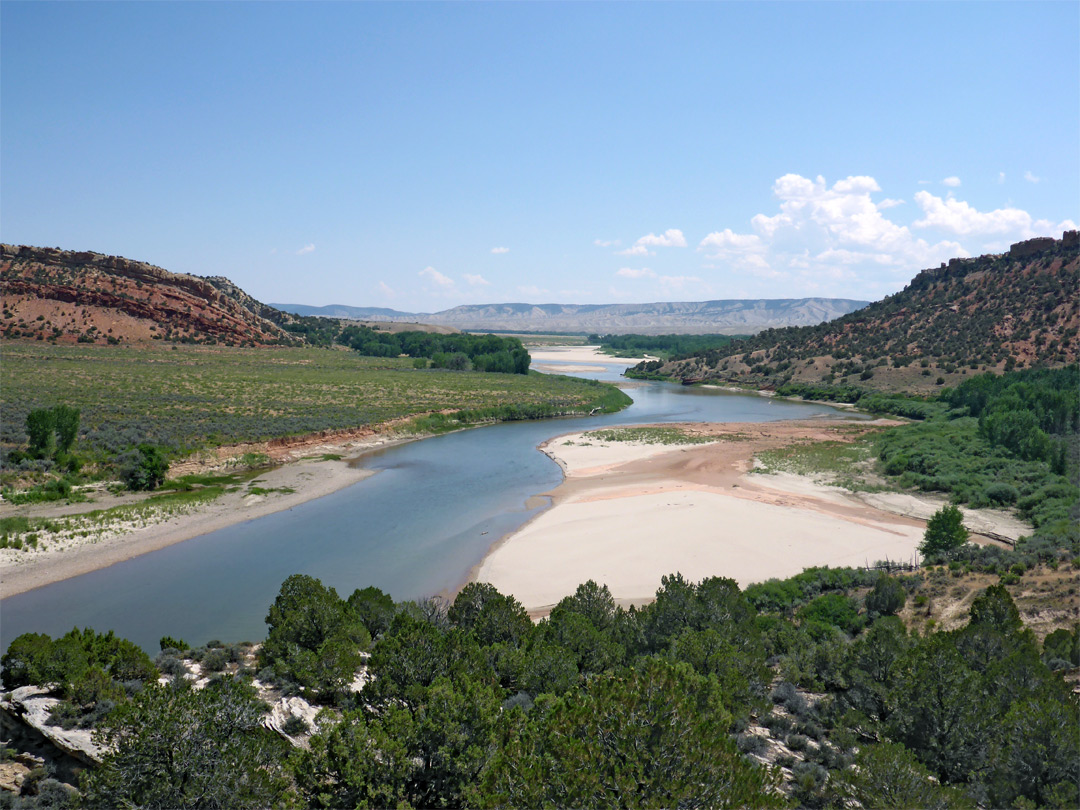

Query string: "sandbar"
[[475, 421, 1019, 612], [528, 345, 650, 374]]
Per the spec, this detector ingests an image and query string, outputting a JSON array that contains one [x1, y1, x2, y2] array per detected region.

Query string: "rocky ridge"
[[1, 245, 299, 346], [637, 232, 1079, 393]]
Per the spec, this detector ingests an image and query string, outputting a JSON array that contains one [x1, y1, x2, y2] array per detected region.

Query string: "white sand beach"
[[476, 421, 1018, 613], [528, 345, 650, 374]]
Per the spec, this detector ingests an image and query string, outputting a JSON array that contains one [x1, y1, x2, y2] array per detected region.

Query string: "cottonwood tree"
[[920, 505, 969, 558]]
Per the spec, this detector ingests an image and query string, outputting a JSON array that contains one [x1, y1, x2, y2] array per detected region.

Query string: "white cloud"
[[636, 228, 687, 248], [419, 266, 455, 288], [594, 238, 621, 248], [998, 172, 1006, 184], [699, 229, 764, 252], [490, 246, 509, 254], [616, 244, 654, 257], [517, 285, 547, 298], [942, 176, 962, 188], [295, 243, 316, 255], [377, 281, 395, 298], [1024, 171, 1040, 183], [745, 174, 919, 253], [463, 273, 490, 286], [914, 191, 1040, 236], [699, 173, 965, 298], [616, 267, 656, 279]]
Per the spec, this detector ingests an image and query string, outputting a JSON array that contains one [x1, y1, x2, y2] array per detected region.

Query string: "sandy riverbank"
[[475, 421, 1024, 613], [528, 345, 650, 374], [0, 432, 415, 598]]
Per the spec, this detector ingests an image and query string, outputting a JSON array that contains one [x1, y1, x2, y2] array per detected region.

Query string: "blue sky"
[[3, 2, 1077, 311]]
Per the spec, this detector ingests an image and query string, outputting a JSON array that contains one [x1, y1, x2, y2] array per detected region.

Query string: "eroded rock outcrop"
[[1, 244, 299, 346]]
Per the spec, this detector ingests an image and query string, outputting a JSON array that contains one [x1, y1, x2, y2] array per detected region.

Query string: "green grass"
[[751, 438, 885, 494], [158, 472, 255, 492], [247, 486, 295, 496], [582, 426, 716, 445], [1, 343, 630, 461]]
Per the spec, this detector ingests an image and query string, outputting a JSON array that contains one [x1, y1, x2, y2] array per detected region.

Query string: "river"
[[0, 358, 848, 652]]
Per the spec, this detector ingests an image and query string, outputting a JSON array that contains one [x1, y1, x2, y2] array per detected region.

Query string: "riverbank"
[[475, 420, 1023, 614], [0, 430, 415, 597], [1, 346, 639, 598]]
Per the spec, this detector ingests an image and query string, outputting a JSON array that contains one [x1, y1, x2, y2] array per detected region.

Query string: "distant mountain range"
[[271, 298, 871, 335], [0, 243, 869, 346]]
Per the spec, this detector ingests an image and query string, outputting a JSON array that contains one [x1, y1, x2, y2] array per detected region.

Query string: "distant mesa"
[[271, 298, 872, 336], [1, 243, 870, 347]]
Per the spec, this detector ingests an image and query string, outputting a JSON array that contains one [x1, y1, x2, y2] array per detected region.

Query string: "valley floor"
[[475, 420, 1026, 614]]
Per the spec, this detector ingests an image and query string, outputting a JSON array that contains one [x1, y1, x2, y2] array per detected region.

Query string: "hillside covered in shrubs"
[[632, 234, 1079, 394]]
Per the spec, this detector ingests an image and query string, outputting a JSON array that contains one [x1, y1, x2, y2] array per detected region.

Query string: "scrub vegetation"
[[750, 366, 1079, 569], [0, 342, 630, 496], [3, 565, 1076, 809], [583, 426, 716, 445]]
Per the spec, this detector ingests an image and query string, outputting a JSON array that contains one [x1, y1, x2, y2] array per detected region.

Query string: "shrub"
[[737, 733, 768, 755], [120, 444, 170, 491], [798, 593, 865, 635], [786, 733, 809, 752], [762, 712, 793, 734], [985, 482, 1019, 505], [771, 682, 808, 716], [1042, 627, 1079, 667], [159, 636, 188, 653], [154, 655, 187, 678], [865, 575, 907, 617], [282, 714, 310, 736], [201, 648, 229, 672]]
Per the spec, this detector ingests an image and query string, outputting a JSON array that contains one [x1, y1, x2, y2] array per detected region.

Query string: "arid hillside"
[[635, 232, 1080, 393], [1, 245, 299, 347]]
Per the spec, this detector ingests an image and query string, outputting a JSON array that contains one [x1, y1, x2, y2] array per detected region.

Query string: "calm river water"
[[1, 360, 848, 652]]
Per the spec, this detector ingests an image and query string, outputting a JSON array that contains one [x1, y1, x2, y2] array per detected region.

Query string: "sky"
[[2, 2, 1077, 312]]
